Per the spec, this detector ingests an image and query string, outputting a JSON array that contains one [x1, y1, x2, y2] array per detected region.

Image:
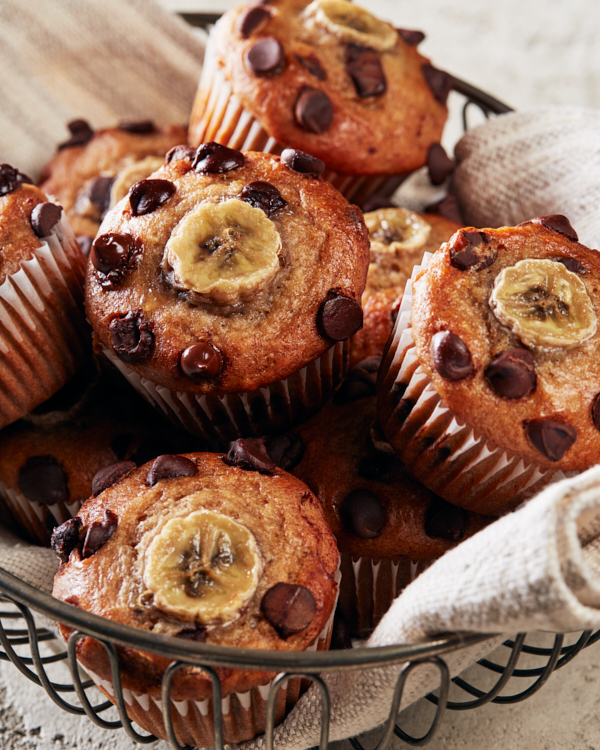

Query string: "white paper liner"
[[102, 341, 347, 441], [189, 43, 405, 205], [0, 213, 87, 428], [378, 253, 572, 515]]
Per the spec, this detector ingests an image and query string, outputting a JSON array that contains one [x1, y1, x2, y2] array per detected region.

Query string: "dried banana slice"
[[366, 208, 432, 256], [143, 509, 263, 625], [164, 199, 282, 306], [490, 258, 597, 349], [110, 156, 165, 208], [302, 0, 398, 52]]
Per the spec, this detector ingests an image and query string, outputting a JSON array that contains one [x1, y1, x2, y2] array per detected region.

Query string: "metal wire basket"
[[0, 11, 592, 750]]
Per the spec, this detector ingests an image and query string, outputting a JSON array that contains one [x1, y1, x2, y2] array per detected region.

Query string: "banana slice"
[[110, 156, 165, 208], [164, 199, 282, 306], [302, 0, 398, 52], [143, 509, 263, 625], [490, 258, 597, 349]]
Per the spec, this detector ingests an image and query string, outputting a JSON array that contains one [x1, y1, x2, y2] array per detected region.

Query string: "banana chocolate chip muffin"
[[189, 0, 450, 203], [39, 120, 187, 250], [350, 206, 461, 366], [378, 215, 600, 516], [85, 144, 369, 440], [52, 446, 339, 747]]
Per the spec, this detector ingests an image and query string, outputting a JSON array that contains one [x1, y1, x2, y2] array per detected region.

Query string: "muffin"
[[0, 166, 88, 428], [38, 120, 188, 250], [85, 144, 369, 440], [189, 0, 450, 203], [52, 445, 339, 746], [268, 359, 490, 636], [350, 206, 461, 365], [378, 215, 599, 516]]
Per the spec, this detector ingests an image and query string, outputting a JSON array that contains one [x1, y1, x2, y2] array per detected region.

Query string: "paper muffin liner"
[[189, 39, 405, 205], [0, 213, 87, 430], [378, 253, 573, 516], [103, 340, 348, 442]]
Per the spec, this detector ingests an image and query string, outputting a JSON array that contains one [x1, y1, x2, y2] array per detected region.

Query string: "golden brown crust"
[[53, 452, 339, 700], [190, 1, 447, 176], [0, 184, 48, 284]]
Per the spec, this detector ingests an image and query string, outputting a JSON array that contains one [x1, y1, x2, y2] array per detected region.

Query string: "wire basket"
[[0, 11, 593, 750]]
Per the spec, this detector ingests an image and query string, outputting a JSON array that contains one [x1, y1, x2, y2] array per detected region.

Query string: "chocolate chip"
[[146, 455, 198, 486], [295, 87, 333, 134], [524, 419, 578, 461], [448, 230, 497, 271], [520, 215, 579, 242], [427, 143, 455, 185], [330, 609, 353, 650], [225, 438, 277, 474], [77, 235, 93, 257], [431, 331, 474, 381], [236, 5, 271, 37], [266, 433, 305, 471], [333, 367, 376, 403], [397, 28, 426, 46], [0, 164, 32, 196], [556, 257, 586, 275], [426, 194, 464, 225], [280, 148, 325, 177], [82, 510, 118, 558], [58, 119, 94, 150], [193, 142, 245, 174], [30, 202, 63, 237], [244, 37, 286, 76], [175, 627, 207, 643], [129, 179, 176, 216], [592, 394, 600, 431], [92, 461, 136, 497], [424, 497, 467, 541], [180, 342, 224, 381], [422, 63, 453, 105], [318, 293, 363, 341], [239, 181, 286, 217], [117, 120, 155, 134], [355, 355, 381, 373], [261, 582, 316, 639], [51, 518, 82, 563], [19, 455, 69, 506], [295, 52, 326, 80], [361, 194, 396, 212], [484, 349, 536, 399], [109, 310, 154, 364], [345, 44, 386, 98], [91, 232, 142, 287], [341, 489, 386, 539], [166, 144, 196, 164]]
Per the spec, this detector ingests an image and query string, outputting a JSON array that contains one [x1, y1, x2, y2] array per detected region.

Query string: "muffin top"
[[410, 216, 600, 470], [52, 448, 339, 699], [39, 121, 188, 241], [85, 145, 369, 393], [191, 0, 449, 175]]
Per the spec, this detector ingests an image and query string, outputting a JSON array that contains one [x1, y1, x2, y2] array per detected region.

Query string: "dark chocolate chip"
[[58, 119, 94, 150], [318, 293, 363, 341], [91, 231, 142, 286], [448, 230, 497, 271], [333, 367, 376, 403], [261, 582, 316, 639], [146, 455, 198, 486], [117, 120, 155, 134], [556, 257, 586, 275], [355, 355, 382, 373], [92, 461, 136, 497], [236, 5, 271, 37], [330, 609, 352, 650], [225, 438, 277, 474], [396, 28, 426, 46], [19, 455, 69, 506], [175, 627, 207, 643], [484, 349, 536, 400], [524, 419, 578, 461], [239, 181, 286, 217], [129, 178, 176, 216], [426, 194, 464, 225], [244, 37, 286, 76], [424, 497, 467, 541], [431, 331, 475, 381], [341, 489, 386, 539], [295, 52, 326, 80], [166, 144, 196, 164], [180, 342, 224, 381], [422, 64, 453, 105], [82, 510, 118, 558], [76, 235, 93, 257], [427, 143, 455, 185], [345, 43, 386, 98], [520, 215, 579, 242], [357, 452, 397, 482], [280, 148, 325, 177], [30, 202, 63, 237], [88, 176, 115, 216], [193, 142, 245, 174], [50, 518, 82, 563], [109, 310, 154, 364], [295, 87, 333, 134], [266, 433, 305, 471], [0, 164, 20, 196], [361, 193, 396, 212], [592, 394, 600, 431]]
